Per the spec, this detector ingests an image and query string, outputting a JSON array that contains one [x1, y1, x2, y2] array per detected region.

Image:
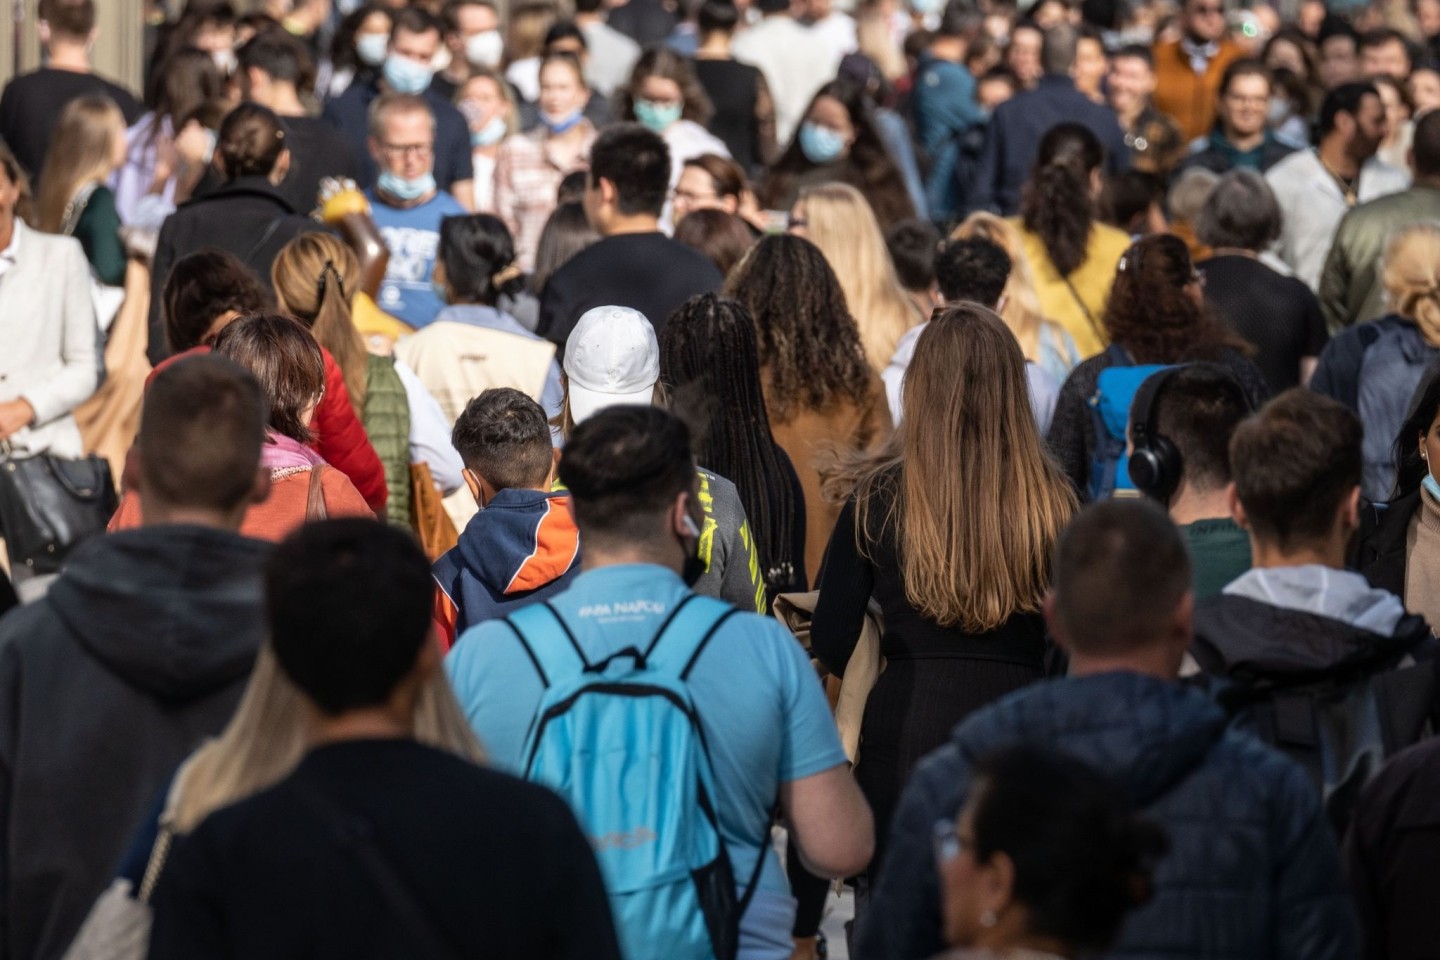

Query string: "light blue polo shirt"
[[446, 563, 847, 957]]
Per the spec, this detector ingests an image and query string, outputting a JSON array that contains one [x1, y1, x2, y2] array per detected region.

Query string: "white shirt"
[[731, 15, 836, 146], [661, 120, 730, 231], [1266, 148, 1410, 291], [578, 20, 641, 97], [808, 12, 858, 69]]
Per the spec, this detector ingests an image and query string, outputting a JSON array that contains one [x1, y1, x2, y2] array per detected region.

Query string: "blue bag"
[[1088, 343, 1171, 501]]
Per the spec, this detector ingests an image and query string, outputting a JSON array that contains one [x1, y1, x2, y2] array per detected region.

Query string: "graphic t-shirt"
[[446, 564, 847, 953], [365, 189, 466, 329]]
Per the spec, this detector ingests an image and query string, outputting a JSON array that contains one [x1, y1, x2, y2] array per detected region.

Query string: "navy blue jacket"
[[856, 671, 1360, 960], [321, 79, 474, 191], [969, 75, 1130, 216]]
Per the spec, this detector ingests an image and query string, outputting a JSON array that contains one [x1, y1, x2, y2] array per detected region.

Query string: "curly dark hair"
[[758, 78, 915, 231], [1104, 234, 1248, 364], [723, 234, 873, 423], [619, 48, 714, 127], [1020, 123, 1104, 279]]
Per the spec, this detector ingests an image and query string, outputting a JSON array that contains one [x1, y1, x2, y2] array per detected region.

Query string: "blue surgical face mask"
[[1426, 473, 1440, 501], [798, 122, 848, 165], [540, 109, 584, 135], [471, 115, 508, 147], [383, 53, 436, 95], [377, 170, 436, 202], [356, 33, 389, 67], [910, 0, 945, 15], [633, 98, 683, 133]]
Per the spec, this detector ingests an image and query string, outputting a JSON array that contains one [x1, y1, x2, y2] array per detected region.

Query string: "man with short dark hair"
[[538, 124, 723, 349], [913, 5, 987, 221], [1360, 27, 1414, 80], [0, 0, 143, 182], [858, 498, 1360, 960], [1131, 365, 1254, 597], [1151, 0, 1247, 142], [1107, 44, 1186, 175], [447, 405, 873, 958], [0, 356, 272, 960], [1320, 109, 1440, 328], [147, 519, 621, 959], [1268, 81, 1407, 293], [971, 23, 1130, 215], [1179, 61, 1298, 174], [238, 30, 359, 214], [431, 388, 577, 649], [322, 5, 474, 207], [1319, 18, 1363, 89], [884, 218, 941, 317], [1193, 390, 1437, 829]]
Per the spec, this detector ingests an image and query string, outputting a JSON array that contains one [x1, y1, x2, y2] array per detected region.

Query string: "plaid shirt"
[[493, 122, 597, 271]]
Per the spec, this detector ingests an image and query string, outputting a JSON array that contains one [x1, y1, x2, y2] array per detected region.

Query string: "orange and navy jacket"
[[431, 489, 581, 649]]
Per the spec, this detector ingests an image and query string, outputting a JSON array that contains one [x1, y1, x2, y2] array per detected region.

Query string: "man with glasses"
[[1152, 0, 1245, 143], [366, 93, 467, 329], [1177, 60, 1297, 175]]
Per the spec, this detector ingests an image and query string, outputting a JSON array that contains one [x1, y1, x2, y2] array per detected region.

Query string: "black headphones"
[[1127, 363, 1252, 504]]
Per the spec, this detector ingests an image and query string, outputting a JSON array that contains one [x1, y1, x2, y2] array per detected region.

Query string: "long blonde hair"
[[35, 96, 124, 235], [950, 212, 1052, 365], [850, 304, 1076, 632], [798, 182, 920, 372], [171, 645, 485, 833], [272, 233, 369, 413], [1383, 223, 1440, 347]]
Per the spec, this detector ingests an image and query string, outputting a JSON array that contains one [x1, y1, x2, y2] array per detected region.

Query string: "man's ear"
[[463, 468, 484, 505], [599, 175, 619, 206], [1227, 482, 1248, 529]]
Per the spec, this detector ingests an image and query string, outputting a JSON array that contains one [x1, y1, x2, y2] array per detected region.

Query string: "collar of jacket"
[[181, 175, 298, 214], [1036, 74, 1078, 92]]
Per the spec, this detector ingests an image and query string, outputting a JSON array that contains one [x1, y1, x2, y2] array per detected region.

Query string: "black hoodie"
[[0, 525, 268, 960]]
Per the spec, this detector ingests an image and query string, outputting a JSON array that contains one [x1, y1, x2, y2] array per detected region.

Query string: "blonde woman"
[[951, 211, 1082, 383], [1313, 223, 1440, 501], [811, 302, 1076, 883], [272, 232, 464, 525], [35, 95, 129, 286], [790, 182, 921, 373], [456, 68, 521, 213]]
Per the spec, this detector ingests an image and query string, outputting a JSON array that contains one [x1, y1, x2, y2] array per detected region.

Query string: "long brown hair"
[[272, 233, 369, 413], [35, 96, 124, 234], [1020, 123, 1103, 279], [1104, 234, 1247, 364], [849, 304, 1076, 632]]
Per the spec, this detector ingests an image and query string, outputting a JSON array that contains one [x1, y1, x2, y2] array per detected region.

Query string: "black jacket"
[[856, 671, 1359, 960], [147, 176, 325, 364], [1354, 491, 1420, 597], [1193, 592, 1439, 833], [0, 526, 268, 960]]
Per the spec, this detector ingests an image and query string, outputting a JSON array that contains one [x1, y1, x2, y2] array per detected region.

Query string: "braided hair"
[[661, 294, 805, 595]]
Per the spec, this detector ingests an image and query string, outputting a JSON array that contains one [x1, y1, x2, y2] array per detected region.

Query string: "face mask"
[[1426, 473, 1440, 501], [634, 99, 683, 133], [471, 115, 508, 147], [1267, 97, 1291, 125], [383, 53, 436, 95], [540, 109, 584, 135], [377, 170, 436, 202], [356, 33, 388, 67], [798, 122, 848, 165], [466, 29, 505, 68], [211, 47, 237, 74], [910, 0, 945, 14]]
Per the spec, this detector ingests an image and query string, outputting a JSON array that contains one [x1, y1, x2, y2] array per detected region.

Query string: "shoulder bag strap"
[[60, 182, 100, 237], [1062, 273, 1105, 346], [243, 217, 288, 266], [306, 465, 328, 522], [298, 783, 464, 960]]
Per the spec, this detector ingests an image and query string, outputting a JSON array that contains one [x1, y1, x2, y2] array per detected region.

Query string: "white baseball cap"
[[563, 306, 660, 425]]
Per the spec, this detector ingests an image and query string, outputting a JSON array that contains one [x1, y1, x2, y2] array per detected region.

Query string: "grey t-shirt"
[[693, 467, 767, 614]]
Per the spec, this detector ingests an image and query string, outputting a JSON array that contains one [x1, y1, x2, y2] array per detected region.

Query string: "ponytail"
[[308, 262, 369, 413], [1019, 123, 1104, 280]]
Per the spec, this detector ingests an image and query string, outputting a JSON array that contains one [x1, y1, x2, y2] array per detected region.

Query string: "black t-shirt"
[[538, 232, 725, 351], [148, 739, 622, 960], [0, 68, 143, 182], [278, 115, 361, 215], [1199, 254, 1329, 394]]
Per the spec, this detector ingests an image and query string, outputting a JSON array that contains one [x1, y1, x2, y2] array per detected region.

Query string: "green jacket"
[[1320, 185, 1440, 334], [363, 354, 411, 526]]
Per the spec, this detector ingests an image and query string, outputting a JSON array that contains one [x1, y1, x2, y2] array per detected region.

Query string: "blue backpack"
[[501, 595, 764, 960], [1088, 344, 1171, 501]]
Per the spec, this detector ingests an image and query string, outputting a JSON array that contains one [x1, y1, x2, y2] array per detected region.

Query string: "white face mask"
[[356, 33, 388, 67], [466, 30, 505, 68], [211, 47, 237, 75]]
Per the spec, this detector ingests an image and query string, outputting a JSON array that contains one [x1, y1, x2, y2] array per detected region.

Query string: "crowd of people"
[[4, 0, 1440, 957]]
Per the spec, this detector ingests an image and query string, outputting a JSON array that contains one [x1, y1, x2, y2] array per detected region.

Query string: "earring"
[[981, 910, 998, 928]]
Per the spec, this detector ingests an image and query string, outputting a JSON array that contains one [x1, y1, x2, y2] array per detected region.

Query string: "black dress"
[[810, 477, 1049, 876], [1200, 254, 1329, 394], [694, 58, 768, 175]]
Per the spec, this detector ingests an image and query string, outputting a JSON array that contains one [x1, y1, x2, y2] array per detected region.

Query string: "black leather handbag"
[[0, 443, 118, 574]]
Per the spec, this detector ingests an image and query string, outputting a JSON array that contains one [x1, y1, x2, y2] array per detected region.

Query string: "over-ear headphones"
[[1127, 363, 1252, 504]]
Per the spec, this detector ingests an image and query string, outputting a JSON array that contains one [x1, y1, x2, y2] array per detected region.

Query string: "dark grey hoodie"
[[0, 525, 268, 960]]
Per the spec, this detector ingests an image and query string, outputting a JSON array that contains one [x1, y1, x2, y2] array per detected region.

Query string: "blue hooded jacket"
[[432, 489, 581, 647], [856, 671, 1360, 960]]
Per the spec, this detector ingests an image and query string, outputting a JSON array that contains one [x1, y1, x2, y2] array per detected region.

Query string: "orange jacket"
[[1152, 38, 1247, 144]]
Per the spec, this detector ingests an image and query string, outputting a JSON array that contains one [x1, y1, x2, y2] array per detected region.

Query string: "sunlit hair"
[[840, 304, 1076, 631], [272, 232, 369, 414], [1381, 223, 1440, 347], [1105, 234, 1246, 364], [798, 182, 920, 372], [724, 234, 873, 423], [951, 212, 1055, 366], [170, 645, 485, 833], [35, 95, 124, 234]]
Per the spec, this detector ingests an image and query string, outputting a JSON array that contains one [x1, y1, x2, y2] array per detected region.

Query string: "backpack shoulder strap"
[[502, 602, 591, 688], [645, 596, 742, 681]]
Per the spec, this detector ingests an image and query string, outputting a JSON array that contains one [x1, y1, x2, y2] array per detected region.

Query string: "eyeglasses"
[[933, 818, 968, 865], [1192, 4, 1224, 14], [672, 188, 719, 204], [377, 142, 434, 159]]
